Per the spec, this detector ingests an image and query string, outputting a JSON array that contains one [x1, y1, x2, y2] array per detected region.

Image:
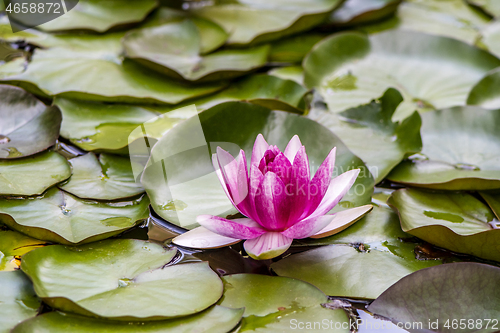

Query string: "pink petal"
[[196, 215, 266, 239], [286, 146, 311, 226], [281, 214, 336, 239], [254, 172, 290, 231], [306, 147, 337, 215], [265, 152, 293, 186], [284, 135, 302, 163], [308, 169, 361, 219], [243, 232, 293, 260], [250, 134, 269, 168], [173, 227, 240, 249], [310, 205, 373, 239]]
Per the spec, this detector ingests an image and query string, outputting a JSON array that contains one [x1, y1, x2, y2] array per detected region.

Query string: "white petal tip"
[[309, 204, 373, 239], [173, 227, 240, 249]]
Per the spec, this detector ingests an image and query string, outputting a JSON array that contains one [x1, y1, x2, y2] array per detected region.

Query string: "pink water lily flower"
[[173, 134, 372, 260]]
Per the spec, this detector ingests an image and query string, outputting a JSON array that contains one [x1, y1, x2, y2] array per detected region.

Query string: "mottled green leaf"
[[0, 230, 47, 271], [326, 0, 401, 27]]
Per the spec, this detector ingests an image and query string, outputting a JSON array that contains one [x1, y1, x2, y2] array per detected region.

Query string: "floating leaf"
[[142, 102, 374, 230], [219, 274, 349, 332], [467, 67, 500, 109], [11, 306, 243, 333], [308, 88, 422, 183], [0, 85, 61, 159], [389, 188, 500, 262], [59, 153, 144, 200], [191, 0, 343, 46], [268, 33, 325, 64], [0, 151, 71, 196], [0, 230, 47, 271], [123, 19, 269, 82], [0, 271, 40, 333], [272, 206, 440, 298], [387, 107, 500, 190], [468, 0, 500, 18], [304, 30, 500, 121], [21, 239, 224, 320], [325, 0, 401, 27], [268, 66, 305, 85], [368, 262, 500, 333], [0, 188, 149, 245]]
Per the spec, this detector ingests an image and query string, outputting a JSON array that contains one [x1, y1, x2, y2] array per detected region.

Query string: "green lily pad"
[[0, 188, 149, 245], [325, 0, 401, 27], [0, 230, 47, 271], [368, 262, 500, 333], [21, 239, 223, 320], [308, 88, 422, 183], [16, 0, 158, 33], [0, 271, 40, 333], [173, 74, 308, 113], [480, 191, 500, 221], [0, 151, 71, 196], [123, 19, 269, 82], [56, 98, 193, 153], [11, 306, 243, 333], [387, 107, 500, 190], [59, 153, 144, 200], [268, 66, 305, 85], [303, 30, 500, 121], [468, 0, 500, 17], [1, 34, 225, 104], [142, 102, 374, 230], [219, 274, 349, 332], [191, 0, 343, 46], [389, 188, 500, 262], [0, 85, 61, 159], [272, 206, 440, 299], [481, 20, 500, 57], [467, 67, 500, 109], [268, 33, 325, 64]]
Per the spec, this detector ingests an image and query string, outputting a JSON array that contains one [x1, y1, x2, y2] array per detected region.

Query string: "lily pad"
[[141, 102, 374, 230], [303, 30, 500, 121], [467, 67, 500, 109], [268, 33, 325, 64], [17, 0, 158, 33], [0, 230, 47, 271], [272, 206, 441, 298], [191, 0, 343, 46], [387, 107, 500, 190], [268, 66, 305, 85], [0, 188, 150, 245], [0, 85, 61, 159], [388, 188, 500, 262], [468, 0, 500, 17], [308, 88, 422, 183], [218, 274, 349, 332], [56, 98, 194, 153], [0, 151, 71, 196], [0, 271, 40, 333], [11, 306, 243, 333], [123, 19, 269, 82], [21, 239, 223, 320], [368, 262, 500, 333], [59, 153, 144, 200], [1, 34, 226, 104], [325, 0, 401, 27]]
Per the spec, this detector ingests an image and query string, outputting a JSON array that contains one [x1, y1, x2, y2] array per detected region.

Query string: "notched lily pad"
[[59, 153, 144, 200], [21, 239, 223, 320], [467, 67, 500, 109], [0, 230, 47, 271], [389, 188, 500, 262], [325, 0, 401, 27], [387, 106, 500, 190], [0, 85, 61, 159], [0, 188, 150, 245], [0, 151, 71, 196]]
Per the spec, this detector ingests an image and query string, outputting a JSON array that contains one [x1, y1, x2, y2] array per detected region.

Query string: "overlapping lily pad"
[[273, 206, 441, 298], [0, 271, 40, 333], [1, 34, 226, 104], [0, 85, 61, 159], [0, 188, 150, 245], [0, 151, 71, 196], [191, 0, 343, 46], [11, 306, 243, 333], [467, 67, 500, 109], [304, 30, 500, 121], [0, 230, 47, 271], [468, 0, 500, 17], [59, 153, 144, 200], [387, 107, 500, 190], [268, 33, 325, 64], [124, 19, 269, 82], [308, 89, 422, 183], [389, 188, 500, 262], [368, 262, 500, 333], [21, 239, 224, 320], [268, 66, 305, 85], [142, 102, 374, 230], [325, 0, 401, 27], [218, 274, 349, 332]]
